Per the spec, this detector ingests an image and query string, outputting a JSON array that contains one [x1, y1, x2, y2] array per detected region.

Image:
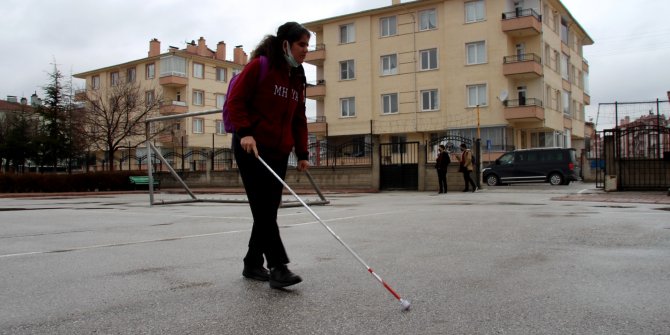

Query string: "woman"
[[227, 22, 310, 289], [459, 143, 477, 192]]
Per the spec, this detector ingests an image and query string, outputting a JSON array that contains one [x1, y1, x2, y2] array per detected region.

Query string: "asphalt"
[[1, 182, 669, 334]]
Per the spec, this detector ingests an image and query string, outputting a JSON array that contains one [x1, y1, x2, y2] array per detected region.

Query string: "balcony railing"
[[502, 8, 541, 21], [305, 44, 325, 66], [501, 8, 542, 36], [306, 80, 326, 100], [504, 98, 543, 108], [503, 53, 541, 64]]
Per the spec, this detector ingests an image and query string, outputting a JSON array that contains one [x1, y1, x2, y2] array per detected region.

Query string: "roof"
[[0, 100, 34, 112]]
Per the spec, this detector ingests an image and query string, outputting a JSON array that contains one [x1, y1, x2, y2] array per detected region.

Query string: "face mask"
[[283, 40, 300, 68]]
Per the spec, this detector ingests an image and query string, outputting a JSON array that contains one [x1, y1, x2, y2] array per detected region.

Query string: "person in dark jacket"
[[435, 145, 450, 193], [228, 22, 310, 289]]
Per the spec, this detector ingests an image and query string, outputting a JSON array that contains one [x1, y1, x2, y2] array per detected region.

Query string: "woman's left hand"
[[297, 160, 310, 172]]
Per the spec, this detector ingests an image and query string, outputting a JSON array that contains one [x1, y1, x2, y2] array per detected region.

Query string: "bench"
[[129, 176, 160, 190]]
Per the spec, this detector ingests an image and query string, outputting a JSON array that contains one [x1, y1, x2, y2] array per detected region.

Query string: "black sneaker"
[[242, 265, 270, 281], [269, 265, 302, 289]]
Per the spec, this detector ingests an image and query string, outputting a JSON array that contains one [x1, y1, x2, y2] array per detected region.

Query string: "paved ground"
[[1, 182, 669, 334]]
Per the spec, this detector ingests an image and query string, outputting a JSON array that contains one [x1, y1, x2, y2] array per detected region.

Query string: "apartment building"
[[302, 0, 593, 154], [74, 37, 248, 165]]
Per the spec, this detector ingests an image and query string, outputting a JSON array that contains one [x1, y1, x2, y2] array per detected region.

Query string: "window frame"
[[340, 60, 355, 80], [145, 90, 155, 106], [215, 93, 226, 109], [340, 97, 356, 117], [467, 84, 488, 107], [380, 54, 398, 76], [465, 0, 486, 23], [192, 90, 204, 106], [192, 118, 204, 134], [466, 41, 487, 65], [421, 89, 439, 111], [381, 93, 399, 115], [146, 63, 155, 79], [419, 48, 438, 71], [418, 9, 437, 31], [215, 120, 226, 135], [193, 62, 204, 79], [380, 16, 397, 37], [110, 71, 120, 86], [339, 23, 355, 44], [215, 67, 226, 82], [91, 75, 100, 89], [126, 67, 136, 83]]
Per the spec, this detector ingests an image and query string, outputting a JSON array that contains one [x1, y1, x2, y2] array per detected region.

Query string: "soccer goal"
[[143, 109, 329, 207]]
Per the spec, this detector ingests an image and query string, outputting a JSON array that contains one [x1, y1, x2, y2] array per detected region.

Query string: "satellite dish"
[[499, 90, 508, 101]]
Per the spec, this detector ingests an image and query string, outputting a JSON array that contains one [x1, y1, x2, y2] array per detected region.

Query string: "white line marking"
[[0, 211, 397, 259]]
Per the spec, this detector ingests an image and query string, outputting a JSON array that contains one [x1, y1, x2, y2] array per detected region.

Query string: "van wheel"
[[549, 173, 564, 186], [486, 174, 500, 186]]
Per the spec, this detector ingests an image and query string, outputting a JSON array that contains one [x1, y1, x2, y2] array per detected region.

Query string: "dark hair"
[[439, 145, 446, 150], [250, 22, 310, 70], [460, 143, 467, 149]]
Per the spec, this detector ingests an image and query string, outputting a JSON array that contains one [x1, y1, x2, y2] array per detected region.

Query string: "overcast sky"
[[2, 0, 669, 126]]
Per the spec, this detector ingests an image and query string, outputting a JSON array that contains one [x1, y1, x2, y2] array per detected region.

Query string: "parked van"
[[482, 148, 580, 186]]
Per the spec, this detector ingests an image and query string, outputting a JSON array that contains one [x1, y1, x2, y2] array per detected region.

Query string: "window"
[[160, 55, 187, 77], [110, 72, 120, 86], [420, 48, 438, 70], [381, 54, 398, 75], [560, 53, 569, 80], [421, 89, 439, 111], [216, 67, 226, 82], [465, 0, 485, 23], [193, 63, 204, 79], [419, 9, 437, 31], [560, 17, 569, 45], [380, 16, 397, 37], [382, 93, 398, 114], [91, 75, 100, 89], [340, 60, 355, 80], [146, 63, 155, 79], [126, 67, 136, 83], [562, 91, 571, 116], [340, 23, 355, 44], [193, 90, 204, 106], [145, 90, 155, 106], [340, 97, 355, 117], [193, 118, 204, 134], [215, 94, 226, 109], [467, 84, 487, 107], [216, 120, 226, 134], [466, 41, 486, 65]]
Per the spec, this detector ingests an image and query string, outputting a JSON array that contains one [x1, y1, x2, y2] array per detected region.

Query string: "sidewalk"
[[552, 190, 670, 205]]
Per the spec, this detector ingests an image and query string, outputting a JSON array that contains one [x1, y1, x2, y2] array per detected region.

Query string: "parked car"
[[482, 148, 580, 186]]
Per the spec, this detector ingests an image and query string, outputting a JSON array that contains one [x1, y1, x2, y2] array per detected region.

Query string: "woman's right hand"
[[240, 136, 258, 158]]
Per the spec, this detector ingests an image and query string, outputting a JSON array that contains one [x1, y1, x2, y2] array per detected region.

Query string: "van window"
[[499, 152, 514, 165]]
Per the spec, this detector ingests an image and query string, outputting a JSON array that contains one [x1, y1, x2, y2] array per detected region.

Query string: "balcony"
[[306, 80, 326, 100], [159, 100, 188, 115], [307, 116, 327, 134], [501, 8, 542, 37], [503, 53, 543, 79], [504, 98, 545, 122], [304, 44, 325, 67], [583, 92, 591, 105], [159, 72, 188, 87]]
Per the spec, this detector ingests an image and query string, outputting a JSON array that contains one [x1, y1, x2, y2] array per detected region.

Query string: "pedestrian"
[[459, 143, 477, 192], [227, 22, 310, 289], [435, 144, 450, 193]]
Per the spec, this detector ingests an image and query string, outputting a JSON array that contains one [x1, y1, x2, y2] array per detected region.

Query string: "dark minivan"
[[482, 148, 580, 186]]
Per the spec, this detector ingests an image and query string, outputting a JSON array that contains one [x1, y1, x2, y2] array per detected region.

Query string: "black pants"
[[437, 169, 447, 193], [233, 135, 289, 269], [462, 170, 477, 191]]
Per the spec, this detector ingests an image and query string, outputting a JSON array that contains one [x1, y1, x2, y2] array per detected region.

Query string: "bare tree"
[[79, 81, 165, 171]]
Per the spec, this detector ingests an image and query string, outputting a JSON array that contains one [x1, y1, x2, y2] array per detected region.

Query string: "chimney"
[[7, 95, 17, 103], [186, 40, 197, 54], [148, 38, 160, 57], [233, 45, 248, 65], [197, 37, 207, 56], [216, 41, 226, 60]]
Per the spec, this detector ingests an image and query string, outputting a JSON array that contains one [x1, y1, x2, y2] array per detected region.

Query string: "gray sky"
[[2, 0, 669, 126]]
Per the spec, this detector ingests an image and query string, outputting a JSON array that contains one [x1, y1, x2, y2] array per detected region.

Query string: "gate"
[[380, 141, 419, 190], [596, 126, 670, 190]]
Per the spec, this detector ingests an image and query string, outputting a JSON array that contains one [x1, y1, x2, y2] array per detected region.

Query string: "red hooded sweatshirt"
[[227, 57, 309, 161]]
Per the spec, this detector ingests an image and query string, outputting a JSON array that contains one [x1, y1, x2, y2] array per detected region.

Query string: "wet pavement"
[[1, 183, 669, 334]]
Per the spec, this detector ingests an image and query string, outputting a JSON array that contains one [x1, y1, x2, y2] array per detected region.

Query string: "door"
[[517, 86, 527, 106], [380, 141, 419, 190]]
